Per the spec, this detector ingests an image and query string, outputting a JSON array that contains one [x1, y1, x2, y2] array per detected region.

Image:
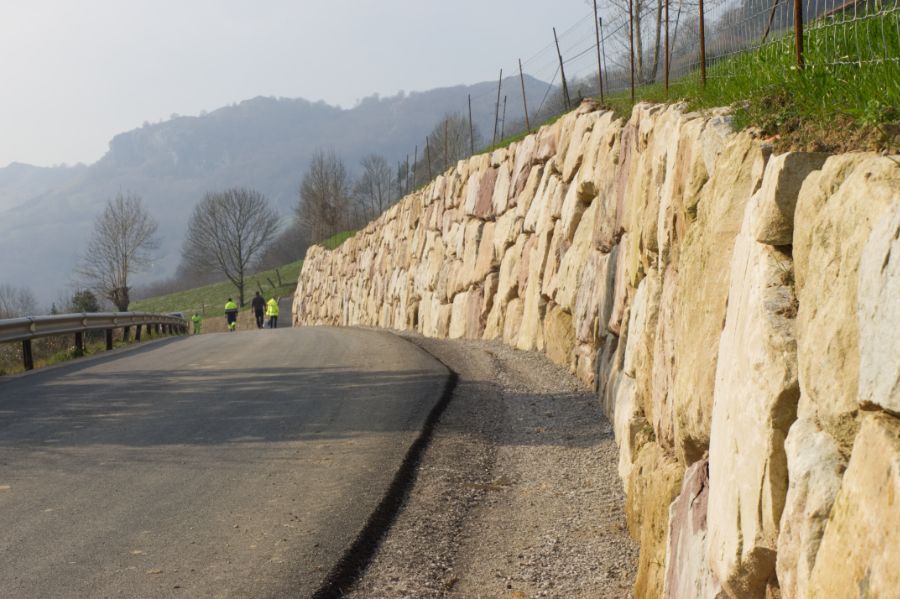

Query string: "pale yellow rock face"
[[670, 132, 767, 463], [517, 227, 552, 352], [857, 202, 900, 416], [663, 459, 726, 599], [612, 373, 650, 485], [776, 417, 846, 599], [627, 442, 685, 599], [555, 201, 598, 312], [793, 155, 899, 452], [806, 413, 900, 599], [750, 152, 828, 245], [706, 199, 799, 598], [543, 305, 575, 368]]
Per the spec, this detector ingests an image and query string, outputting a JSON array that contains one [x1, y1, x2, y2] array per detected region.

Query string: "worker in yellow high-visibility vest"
[[266, 296, 279, 329], [225, 298, 238, 332]]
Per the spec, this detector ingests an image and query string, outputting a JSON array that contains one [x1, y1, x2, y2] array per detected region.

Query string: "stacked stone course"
[[294, 100, 899, 598]]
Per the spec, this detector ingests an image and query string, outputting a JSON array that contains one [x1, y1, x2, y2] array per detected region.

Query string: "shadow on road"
[[0, 367, 604, 452], [0, 367, 447, 449]]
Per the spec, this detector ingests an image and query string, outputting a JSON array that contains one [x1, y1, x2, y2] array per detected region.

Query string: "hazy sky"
[[0, 0, 595, 167]]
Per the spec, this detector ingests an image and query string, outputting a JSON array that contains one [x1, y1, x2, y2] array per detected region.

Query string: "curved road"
[[0, 327, 448, 598]]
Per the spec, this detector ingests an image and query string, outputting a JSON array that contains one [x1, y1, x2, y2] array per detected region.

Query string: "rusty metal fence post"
[[553, 27, 571, 109], [593, 0, 604, 102], [628, 0, 636, 101], [794, 0, 804, 69], [699, 0, 707, 85], [518, 59, 531, 132]]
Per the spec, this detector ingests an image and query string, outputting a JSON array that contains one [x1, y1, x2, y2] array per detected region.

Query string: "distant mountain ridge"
[[0, 75, 551, 303]]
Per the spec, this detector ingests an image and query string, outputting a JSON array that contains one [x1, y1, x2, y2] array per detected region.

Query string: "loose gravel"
[[343, 335, 638, 598]]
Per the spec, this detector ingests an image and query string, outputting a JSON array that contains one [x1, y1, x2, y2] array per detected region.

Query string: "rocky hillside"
[[0, 75, 549, 302], [294, 101, 899, 598]]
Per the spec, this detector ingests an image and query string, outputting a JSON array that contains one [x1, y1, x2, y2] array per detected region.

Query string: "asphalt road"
[[0, 327, 448, 598]]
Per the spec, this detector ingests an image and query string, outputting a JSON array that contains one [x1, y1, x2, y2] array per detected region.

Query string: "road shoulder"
[[345, 335, 638, 598]]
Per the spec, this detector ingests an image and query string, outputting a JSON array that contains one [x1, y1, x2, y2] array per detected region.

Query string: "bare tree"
[[297, 150, 352, 243], [413, 113, 482, 179], [353, 154, 396, 222], [256, 219, 310, 270], [77, 193, 159, 312], [0, 284, 37, 318], [182, 187, 279, 307]]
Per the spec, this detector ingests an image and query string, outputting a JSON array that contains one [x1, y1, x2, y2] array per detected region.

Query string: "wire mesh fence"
[[393, 0, 897, 197]]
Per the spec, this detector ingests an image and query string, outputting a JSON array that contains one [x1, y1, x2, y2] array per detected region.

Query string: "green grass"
[[0, 330, 180, 376], [131, 259, 304, 317], [598, 13, 899, 150], [130, 232, 355, 317], [320, 230, 356, 250]]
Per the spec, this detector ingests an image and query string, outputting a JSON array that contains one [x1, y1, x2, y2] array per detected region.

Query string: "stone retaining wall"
[[294, 101, 899, 598]]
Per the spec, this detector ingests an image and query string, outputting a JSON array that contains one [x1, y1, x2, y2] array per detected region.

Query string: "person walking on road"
[[266, 296, 279, 329], [251, 291, 265, 329], [191, 312, 202, 335], [224, 298, 238, 332]]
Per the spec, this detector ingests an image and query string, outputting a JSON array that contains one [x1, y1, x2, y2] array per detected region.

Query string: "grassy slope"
[[489, 14, 898, 154], [131, 231, 357, 317], [131, 260, 304, 317]]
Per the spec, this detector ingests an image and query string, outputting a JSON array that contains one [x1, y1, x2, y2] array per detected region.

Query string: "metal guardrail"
[[0, 312, 188, 371]]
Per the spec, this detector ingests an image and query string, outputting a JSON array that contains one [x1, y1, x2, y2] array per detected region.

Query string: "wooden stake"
[[500, 95, 507, 140], [553, 27, 571, 109], [665, 0, 670, 93], [518, 58, 531, 132], [699, 0, 707, 85], [413, 145, 418, 190], [426, 135, 432, 179], [492, 69, 503, 145], [444, 119, 450, 165], [468, 94, 475, 155], [600, 17, 610, 92], [793, 0, 804, 69], [593, 0, 604, 102], [628, 0, 635, 101]]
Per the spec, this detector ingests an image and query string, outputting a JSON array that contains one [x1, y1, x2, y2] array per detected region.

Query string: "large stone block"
[[543, 304, 575, 368], [707, 200, 799, 598], [663, 459, 726, 599], [807, 413, 900, 598], [448, 291, 470, 339], [750, 152, 828, 245], [517, 227, 552, 351], [612, 374, 652, 485], [857, 201, 900, 416], [502, 298, 524, 346], [627, 442, 685, 599], [776, 417, 846, 599], [555, 201, 598, 312], [793, 155, 899, 452], [670, 132, 767, 465]]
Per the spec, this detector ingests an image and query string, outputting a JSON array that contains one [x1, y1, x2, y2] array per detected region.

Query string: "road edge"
[[310, 337, 459, 599]]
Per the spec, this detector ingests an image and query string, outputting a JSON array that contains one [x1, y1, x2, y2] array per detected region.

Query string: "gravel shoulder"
[[345, 335, 638, 598]]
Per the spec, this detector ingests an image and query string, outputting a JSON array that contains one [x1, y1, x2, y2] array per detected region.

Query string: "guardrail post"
[[135, 325, 142, 342], [74, 332, 84, 357], [105, 329, 113, 351], [123, 326, 130, 342], [146, 323, 152, 338], [22, 339, 34, 371]]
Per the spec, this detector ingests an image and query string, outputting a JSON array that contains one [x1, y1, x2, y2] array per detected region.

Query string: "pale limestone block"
[[857, 201, 900, 416], [794, 155, 898, 452], [707, 199, 799, 598], [807, 413, 900, 599], [776, 417, 846, 599], [662, 459, 727, 599]]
